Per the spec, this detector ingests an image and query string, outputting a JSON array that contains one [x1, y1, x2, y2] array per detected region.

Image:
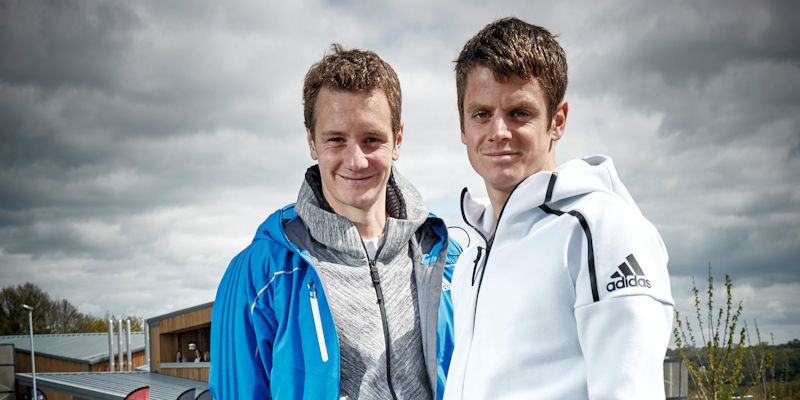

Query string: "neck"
[[487, 187, 511, 224], [326, 194, 388, 240], [341, 206, 387, 240]]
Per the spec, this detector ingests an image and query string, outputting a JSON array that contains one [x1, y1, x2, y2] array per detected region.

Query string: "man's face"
[[461, 66, 566, 198], [308, 87, 401, 215]]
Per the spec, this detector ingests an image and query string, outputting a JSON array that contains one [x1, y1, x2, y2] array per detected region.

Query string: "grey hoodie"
[[294, 165, 432, 400]]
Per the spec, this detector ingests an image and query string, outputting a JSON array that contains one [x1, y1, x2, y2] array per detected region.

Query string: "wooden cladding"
[[15, 351, 146, 373], [150, 303, 213, 382]]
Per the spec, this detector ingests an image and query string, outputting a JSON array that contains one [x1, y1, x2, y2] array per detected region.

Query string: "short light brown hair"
[[455, 17, 568, 131], [303, 44, 402, 137]]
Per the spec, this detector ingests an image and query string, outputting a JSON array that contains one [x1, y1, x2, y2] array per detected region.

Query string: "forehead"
[[464, 66, 546, 107], [314, 87, 393, 133]]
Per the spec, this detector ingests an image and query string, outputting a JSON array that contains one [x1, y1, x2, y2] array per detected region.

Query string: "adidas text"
[[606, 276, 651, 292], [606, 253, 651, 292]]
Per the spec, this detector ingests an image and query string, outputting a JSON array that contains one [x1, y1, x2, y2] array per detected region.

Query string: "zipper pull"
[[471, 246, 484, 286], [307, 280, 329, 362], [308, 281, 317, 298], [369, 264, 381, 285], [369, 265, 384, 305]]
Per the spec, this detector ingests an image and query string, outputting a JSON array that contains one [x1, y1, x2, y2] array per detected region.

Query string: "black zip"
[[470, 246, 484, 285], [459, 185, 516, 292], [459, 182, 522, 330], [362, 238, 399, 400], [460, 189, 489, 288]]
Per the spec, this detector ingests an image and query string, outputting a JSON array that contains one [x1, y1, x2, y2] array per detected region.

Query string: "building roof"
[[146, 302, 213, 327], [0, 333, 145, 365], [16, 372, 208, 400]]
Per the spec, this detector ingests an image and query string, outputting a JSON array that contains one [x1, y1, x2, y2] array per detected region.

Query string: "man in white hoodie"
[[443, 17, 675, 399]]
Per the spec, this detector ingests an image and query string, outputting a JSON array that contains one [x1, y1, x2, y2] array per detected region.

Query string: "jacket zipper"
[[470, 246, 484, 285], [459, 184, 521, 298], [308, 281, 329, 362], [362, 238, 399, 400], [459, 188, 490, 289], [457, 184, 521, 395]]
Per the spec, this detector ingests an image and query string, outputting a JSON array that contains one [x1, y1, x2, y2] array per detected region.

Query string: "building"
[[146, 302, 212, 382], [0, 333, 146, 375], [664, 356, 689, 400], [7, 302, 214, 400], [0, 332, 146, 399], [15, 371, 209, 400]]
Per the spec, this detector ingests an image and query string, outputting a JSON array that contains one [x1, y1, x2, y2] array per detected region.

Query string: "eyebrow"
[[317, 129, 393, 139], [316, 130, 343, 138], [465, 99, 541, 113], [510, 100, 540, 110], [464, 102, 489, 114]]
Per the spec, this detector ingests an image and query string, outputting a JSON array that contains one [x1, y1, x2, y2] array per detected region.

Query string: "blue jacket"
[[210, 204, 460, 399]]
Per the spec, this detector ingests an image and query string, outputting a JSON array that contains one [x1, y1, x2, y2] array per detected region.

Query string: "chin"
[[486, 174, 527, 192], [342, 192, 381, 210]]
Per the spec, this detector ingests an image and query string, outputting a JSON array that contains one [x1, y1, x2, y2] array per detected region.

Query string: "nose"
[[488, 116, 512, 141], [344, 143, 369, 170]]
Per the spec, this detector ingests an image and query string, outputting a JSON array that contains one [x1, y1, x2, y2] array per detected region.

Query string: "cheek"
[[317, 152, 340, 169], [466, 138, 482, 155]]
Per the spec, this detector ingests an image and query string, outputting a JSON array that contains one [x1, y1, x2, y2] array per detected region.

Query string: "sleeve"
[[576, 296, 674, 399], [209, 246, 275, 399], [572, 202, 674, 399], [436, 237, 462, 400]]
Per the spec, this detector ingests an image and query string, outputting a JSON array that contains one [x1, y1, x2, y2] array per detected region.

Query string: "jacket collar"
[[460, 155, 640, 238], [295, 165, 428, 264]]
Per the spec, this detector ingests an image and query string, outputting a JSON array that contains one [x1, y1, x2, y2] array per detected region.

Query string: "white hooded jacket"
[[444, 155, 674, 399]]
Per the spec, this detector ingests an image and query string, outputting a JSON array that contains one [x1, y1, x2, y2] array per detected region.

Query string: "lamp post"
[[21, 304, 37, 400]]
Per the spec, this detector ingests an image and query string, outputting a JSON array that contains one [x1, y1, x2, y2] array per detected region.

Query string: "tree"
[[94, 313, 145, 332], [0, 282, 145, 335], [49, 299, 83, 333], [673, 266, 747, 400], [0, 282, 54, 334]]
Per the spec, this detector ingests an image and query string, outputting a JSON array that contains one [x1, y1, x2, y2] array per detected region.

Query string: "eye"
[[327, 136, 345, 144], [364, 135, 390, 146], [511, 109, 531, 119], [472, 110, 490, 120]]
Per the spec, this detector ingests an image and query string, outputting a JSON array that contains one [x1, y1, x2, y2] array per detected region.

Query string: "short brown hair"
[[303, 44, 402, 136], [455, 17, 568, 131]]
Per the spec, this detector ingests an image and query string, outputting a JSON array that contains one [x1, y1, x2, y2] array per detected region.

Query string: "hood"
[[250, 203, 300, 250], [293, 164, 428, 264], [462, 155, 640, 237]]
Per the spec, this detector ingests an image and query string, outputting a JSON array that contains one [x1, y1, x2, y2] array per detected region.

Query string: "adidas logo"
[[441, 279, 452, 292], [606, 254, 651, 292]]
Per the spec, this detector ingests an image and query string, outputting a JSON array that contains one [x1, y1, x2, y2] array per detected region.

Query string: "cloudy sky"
[[1, 0, 798, 344]]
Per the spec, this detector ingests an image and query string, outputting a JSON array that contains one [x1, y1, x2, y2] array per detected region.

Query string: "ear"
[[461, 128, 467, 145], [392, 123, 404, 161], [307, 129, 318, 160], [549, 100, 569, 141]]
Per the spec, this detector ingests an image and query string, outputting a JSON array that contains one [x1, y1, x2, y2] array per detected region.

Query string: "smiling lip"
[[338, 174, 375, 182], [484, 150, 518, 157]]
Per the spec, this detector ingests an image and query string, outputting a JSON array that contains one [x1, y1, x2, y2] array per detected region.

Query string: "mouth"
[[484, 150, 519, 157], [338, 174, 377, 183]]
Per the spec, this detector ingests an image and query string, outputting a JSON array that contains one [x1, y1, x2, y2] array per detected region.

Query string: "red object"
[[125, 386, 150, 400]]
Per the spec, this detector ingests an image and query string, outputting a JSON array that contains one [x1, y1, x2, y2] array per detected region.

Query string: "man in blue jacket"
[[210, 44, 459, 399]]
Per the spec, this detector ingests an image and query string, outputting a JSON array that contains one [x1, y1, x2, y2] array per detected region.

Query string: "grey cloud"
[[0, 0, 798, 343], [0, 0, 139, 92], [621, 0, 799, 84], [569, 0, 800, 142]]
